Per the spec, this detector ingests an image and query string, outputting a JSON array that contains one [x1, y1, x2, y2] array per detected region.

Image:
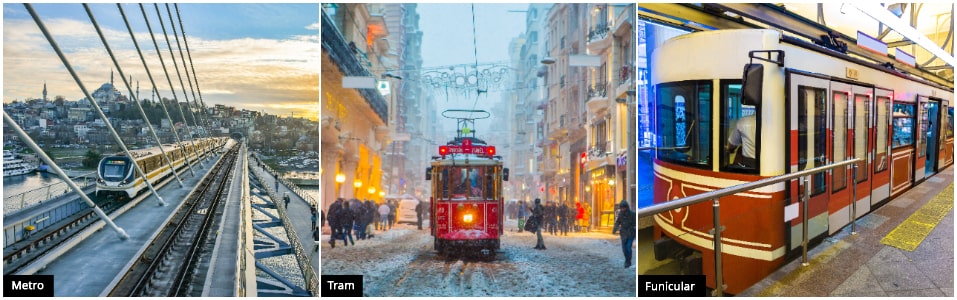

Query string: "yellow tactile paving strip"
[[881, 183, 954, 251]]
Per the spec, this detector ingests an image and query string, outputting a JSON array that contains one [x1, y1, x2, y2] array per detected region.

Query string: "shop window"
[[656, 80, 712, 168], [892, 103, 915, 148], [720, 81, 758, 173]]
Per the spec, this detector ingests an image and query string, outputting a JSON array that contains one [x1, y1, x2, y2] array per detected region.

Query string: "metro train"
[[650, 29, 953, 294], [97, 137, 229, 198], [426, 110, 508, 257]]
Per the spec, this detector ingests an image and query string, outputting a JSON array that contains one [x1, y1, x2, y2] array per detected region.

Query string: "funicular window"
[[798, 86, 827, 195], [833, 92, 849, 191], [854, 94, 869, 182], [875, 96, 889, 173], [892, 103, 915, 148], [947, 107, 954, 138], [719, 81, 758, 173], [656, 80, 712, 167], [917, 102, 930, 157]]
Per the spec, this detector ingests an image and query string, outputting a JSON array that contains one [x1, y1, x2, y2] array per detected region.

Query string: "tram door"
[[786, 73, 830, 251], [871, 89, 893, 206]]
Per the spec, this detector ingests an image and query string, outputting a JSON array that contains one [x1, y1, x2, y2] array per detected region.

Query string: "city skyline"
[[3, 3, 319, 120]]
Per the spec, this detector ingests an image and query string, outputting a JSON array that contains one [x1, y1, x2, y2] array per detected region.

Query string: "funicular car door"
[[785, 72, 830, 251], [871, 88, 893, 206], [828, 81, 871, 233]]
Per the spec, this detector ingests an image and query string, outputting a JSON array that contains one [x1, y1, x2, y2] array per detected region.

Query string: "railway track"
[[3, 146, 228, 275], [108, 145, 239, 297]]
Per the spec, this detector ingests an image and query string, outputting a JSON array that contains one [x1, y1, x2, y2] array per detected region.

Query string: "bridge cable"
[[174, 4, 212, 132], [23, 3, 168, 207], [117, 4, 198, 177], [166, 4, 215, 157], [84, 4, 185, 188], [153, 3, 208, 164], [139, 3, 206, 168]]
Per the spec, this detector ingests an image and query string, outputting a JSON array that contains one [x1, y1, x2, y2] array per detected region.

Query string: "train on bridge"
[[97, 137, 229, 199]]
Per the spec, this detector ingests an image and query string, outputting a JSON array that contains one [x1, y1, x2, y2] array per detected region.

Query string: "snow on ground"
[[321, 220, 636, 297]]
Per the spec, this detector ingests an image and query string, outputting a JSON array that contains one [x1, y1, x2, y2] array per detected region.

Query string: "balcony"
[[321, 10, 388, 122], [586, 82, 611, 114], [586, 23, 612, 53], [616, 64, 635, 97], [584, 141, 615, 171]]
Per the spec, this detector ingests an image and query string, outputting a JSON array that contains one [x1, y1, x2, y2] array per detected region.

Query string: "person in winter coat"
[[340, 201, 356, 246], [364, 200, 377, 238], [558, 202, 570, 236], [612, 200, 637, 268], [575, 202, 585, 232], [354, 199, 369, 240], [387, 200, 397, 229], [415, 200, 425, 230], [517, 200, 529, 232], [532, 198, 546, 250], [327, 198, 344, 248], [544, 201, 558, 235], [378, 202, 391, 231]]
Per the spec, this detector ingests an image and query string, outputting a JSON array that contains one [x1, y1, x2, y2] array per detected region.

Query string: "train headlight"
[[463, 213, 473, 223]]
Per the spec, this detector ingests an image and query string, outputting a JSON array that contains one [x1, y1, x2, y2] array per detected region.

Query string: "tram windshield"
[[103, 164, 126, 178], [657, 80, 713, 167], [435, 165, 498, 201]]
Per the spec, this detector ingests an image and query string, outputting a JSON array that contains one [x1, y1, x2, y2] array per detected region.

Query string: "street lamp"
[[335, 173, 345, 197]]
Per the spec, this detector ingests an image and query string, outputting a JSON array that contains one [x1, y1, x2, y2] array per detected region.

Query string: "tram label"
[[321, 275, 362, 297]]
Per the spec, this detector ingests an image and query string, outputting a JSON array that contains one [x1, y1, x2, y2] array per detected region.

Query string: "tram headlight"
[[463, 213, 473, 223]]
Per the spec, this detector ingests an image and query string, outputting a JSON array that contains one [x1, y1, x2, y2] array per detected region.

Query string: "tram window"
[[656, 80, 712, 167], [448, 167, 492, 200], [875, 96, 889, 173], [720, 81, 757, 173], [833, 92, 848, 191], [892, 103, 915, 148], [798, 86, 827, 195], [854, 94, 868, 181]]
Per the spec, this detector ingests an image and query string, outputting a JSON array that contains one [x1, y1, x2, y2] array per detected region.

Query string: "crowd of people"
[[506, 200, 590, 234], [319, 198, 426, 249]]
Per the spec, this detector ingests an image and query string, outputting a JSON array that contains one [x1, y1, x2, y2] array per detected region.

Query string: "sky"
[[417, 3, 528, 139], [3, 3, 319, 120]]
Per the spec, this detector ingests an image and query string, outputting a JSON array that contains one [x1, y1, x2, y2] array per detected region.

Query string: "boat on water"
[[3, 150, 37, 177]]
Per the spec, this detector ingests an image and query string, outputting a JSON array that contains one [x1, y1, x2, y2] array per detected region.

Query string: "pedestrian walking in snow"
[[613, 200, 636, 268], [327, 198, 344, 248], [378, 202, 391, 231], [387, 200, 397, 229], [415, 200, 425, 230], [532, 198, 546, 250], [517, 200, 528, 232], [311, 207, 318, 230], [283, 193, 290, 209], [340, 201, 356, 246]]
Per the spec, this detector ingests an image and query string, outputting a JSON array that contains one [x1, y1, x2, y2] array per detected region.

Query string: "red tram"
[[426, 110, 509, 257], [650, 29, 953, 294]]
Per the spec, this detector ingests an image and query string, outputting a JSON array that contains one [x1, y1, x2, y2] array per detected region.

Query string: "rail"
[[637, 157, 863, 296]]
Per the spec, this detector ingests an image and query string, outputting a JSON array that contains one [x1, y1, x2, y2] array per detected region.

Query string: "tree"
[[82, 150, 102, 169]]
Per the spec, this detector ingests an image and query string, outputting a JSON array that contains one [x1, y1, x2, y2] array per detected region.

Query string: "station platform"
[[740, 166, 954, 297]]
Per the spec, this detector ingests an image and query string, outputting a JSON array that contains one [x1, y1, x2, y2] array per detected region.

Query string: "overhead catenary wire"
[[117, 4, 197, 177], [153, 3, 209, 162], [139, 3, 205, 168], [24, 3, 168, 207], [83, 3, 184, 188]]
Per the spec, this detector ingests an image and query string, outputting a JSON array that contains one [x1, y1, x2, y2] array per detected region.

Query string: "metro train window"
[[656, 80, 712, 168], [719, 81, 758, 173], [833, 92, 848, 191], [798, 86, 827, 196], [892, 103, 915, 148], [854, 94, 869, 182], [875, 96, 889, 173], [103, 164, 125, 178]]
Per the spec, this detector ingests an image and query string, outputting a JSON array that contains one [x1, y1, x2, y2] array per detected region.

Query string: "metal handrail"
[[637, 157, 863, 218], [637, 157, 863, 297]]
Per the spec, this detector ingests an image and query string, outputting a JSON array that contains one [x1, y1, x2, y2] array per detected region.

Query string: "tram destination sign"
[[439, 145, 496, 157]]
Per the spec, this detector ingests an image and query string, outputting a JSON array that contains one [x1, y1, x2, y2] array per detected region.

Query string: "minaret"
[[42, 81, 47, 101], [110, 68, 114, 86]]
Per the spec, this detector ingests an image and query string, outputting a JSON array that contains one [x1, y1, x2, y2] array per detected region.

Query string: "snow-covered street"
[[320, 221, 636, 297]]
